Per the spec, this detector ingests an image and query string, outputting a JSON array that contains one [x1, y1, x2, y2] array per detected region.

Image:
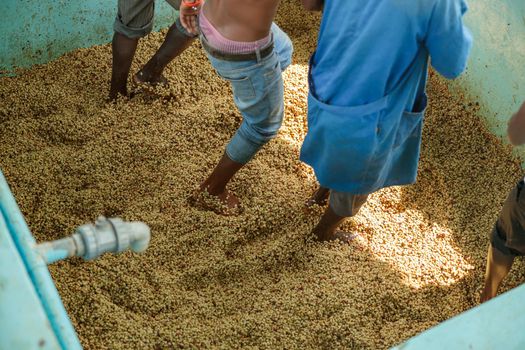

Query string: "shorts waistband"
[[201, 35, 274, 62]]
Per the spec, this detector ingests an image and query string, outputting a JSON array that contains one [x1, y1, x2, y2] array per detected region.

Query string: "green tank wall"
[[0, 0, 178, 73], [451, 0, 525, 140], [391, 283, 525, 349]]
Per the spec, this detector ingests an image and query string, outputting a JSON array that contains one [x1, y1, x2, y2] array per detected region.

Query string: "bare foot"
[[133, 71, 169, 87], [479, 287, 495, 303], [189, 188, 242, 216], [315, 230, 358, 244], [305, 186, 330, 208], [107, 90, 137, 103]]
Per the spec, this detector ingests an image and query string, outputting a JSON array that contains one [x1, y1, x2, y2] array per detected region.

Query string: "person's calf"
[[190, 152, 244, 215], [310, 192, 368, 244], [109, 32, 139, 100], [134, 21, 195, 86], [311, 206, 351, 243], [480, 244, 515, 303]]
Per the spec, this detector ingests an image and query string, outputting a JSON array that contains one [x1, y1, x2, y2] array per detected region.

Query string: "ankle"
[[108, 88, 127, 100], [141, 59, 163, 79], [480, 288, 496, 302], [200, 182, 225, 197], [312, 225, 336, 241]]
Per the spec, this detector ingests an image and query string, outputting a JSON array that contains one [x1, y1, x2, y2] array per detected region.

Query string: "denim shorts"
[[201, 23, 293, 164], [114, 0, 195, 39]]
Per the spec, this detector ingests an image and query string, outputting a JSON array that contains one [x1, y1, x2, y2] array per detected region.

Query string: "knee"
[[112, 32, 140, 58], [241, 117, 283, 144], [257, 108, 285, 141]]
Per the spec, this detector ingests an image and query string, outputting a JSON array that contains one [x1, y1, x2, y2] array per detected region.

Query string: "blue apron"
[[300, 49, 429, 194]]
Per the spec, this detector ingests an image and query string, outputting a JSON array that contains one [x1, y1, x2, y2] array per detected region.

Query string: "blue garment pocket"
[[263, 59, 281, 86], [393, 92, 427, 149], [302, 101, 381, 186], [218, 73, 256, 101]]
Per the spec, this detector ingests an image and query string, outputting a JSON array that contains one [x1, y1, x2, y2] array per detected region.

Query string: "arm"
[[179, 0, 203, 35], [301, 0, 323, 11], [425, 0, 472, 79], [507, 101, 525, 146]]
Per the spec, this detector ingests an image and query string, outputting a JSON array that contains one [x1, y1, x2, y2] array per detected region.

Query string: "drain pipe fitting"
[[35, 217, 150, 264]]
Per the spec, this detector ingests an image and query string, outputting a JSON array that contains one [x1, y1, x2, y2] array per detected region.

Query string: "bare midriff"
[[202, 0, 280, 42], [199, 11, 271, 54]]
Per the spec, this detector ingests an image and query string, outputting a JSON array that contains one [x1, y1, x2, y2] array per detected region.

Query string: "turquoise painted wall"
[[0, 0, 178, 72], [0, 213, 61, 350], [391, 283, 525, 349], [0, 170, 82, 349], [453, 0, 525, 139]]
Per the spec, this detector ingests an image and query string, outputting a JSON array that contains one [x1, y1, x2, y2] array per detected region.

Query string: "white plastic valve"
[[35, 217, 151, 264]]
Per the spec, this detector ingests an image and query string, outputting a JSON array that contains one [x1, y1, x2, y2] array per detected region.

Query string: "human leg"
[[194, 39, 285, 213], [110, 0, 154, 99], [223, 53, 286, 164], [312, 191, 369, 243], [134, 18, 196, 85], [196, 152, 244, 213], [110, 33, 140, 99], [480, 179, 525, 301], [480, 244, 515, 302], [305, 186, 330, 208]]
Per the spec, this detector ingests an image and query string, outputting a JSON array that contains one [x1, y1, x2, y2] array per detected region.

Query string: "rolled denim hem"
[[225, 131, 264, 164]]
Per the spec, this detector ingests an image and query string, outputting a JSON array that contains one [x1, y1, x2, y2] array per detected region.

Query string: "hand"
[[180, 0, 202, 35], [507, 101, 525, 146], [301, 0, 324, 11]]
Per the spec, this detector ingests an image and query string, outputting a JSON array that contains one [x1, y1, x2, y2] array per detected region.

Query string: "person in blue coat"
[[300, 0, 472, 242]]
